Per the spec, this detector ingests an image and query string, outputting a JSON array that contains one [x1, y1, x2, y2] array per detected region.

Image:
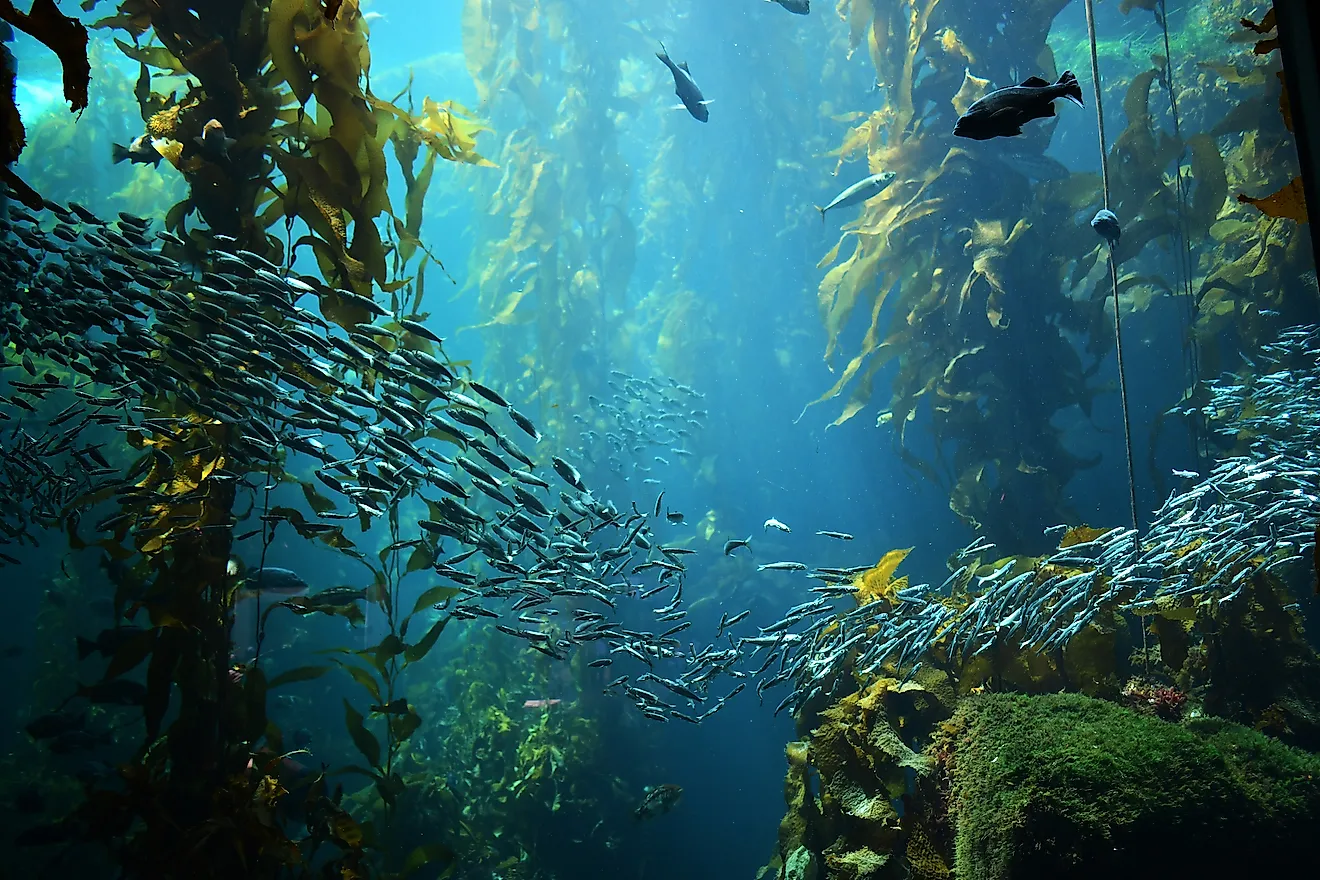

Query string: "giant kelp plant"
[[0, 1, 503, 876], [799, 0, 1236, 550], [460, 0, 655, 452], [85, 0, 489, 302]]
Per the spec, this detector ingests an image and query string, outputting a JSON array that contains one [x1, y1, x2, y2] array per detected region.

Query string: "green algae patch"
[[946, 693, 1320, 880]]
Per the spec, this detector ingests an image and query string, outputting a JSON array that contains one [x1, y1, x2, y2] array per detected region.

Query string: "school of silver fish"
[[1, 199, 1316, 727]]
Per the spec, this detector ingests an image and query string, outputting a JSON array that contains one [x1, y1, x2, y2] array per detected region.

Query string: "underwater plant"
[[0, 0, 90, 205], [86, 0, 489, 301]]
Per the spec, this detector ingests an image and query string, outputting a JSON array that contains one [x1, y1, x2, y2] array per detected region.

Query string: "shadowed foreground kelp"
[[0, 0, 90, 205]]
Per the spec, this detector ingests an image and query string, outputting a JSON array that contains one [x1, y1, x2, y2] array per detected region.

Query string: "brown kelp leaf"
[[0, 0, 90, 112], [1238, 177, 1307, 223], [343, 699, 381, 768], [1186, 134, 1228, 233], [951, 70, 990, 116], [1059, 525, 1117, 548], [1241, 10, 1276, 33], [852, 549, 913, 605], [0, 37, 20, 166]]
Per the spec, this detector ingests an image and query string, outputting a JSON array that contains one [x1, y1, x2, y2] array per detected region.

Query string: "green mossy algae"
[[946, 693, 1320, 880]]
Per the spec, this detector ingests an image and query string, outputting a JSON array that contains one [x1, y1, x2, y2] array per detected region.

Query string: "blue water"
[[0, 0, 1299, 877]]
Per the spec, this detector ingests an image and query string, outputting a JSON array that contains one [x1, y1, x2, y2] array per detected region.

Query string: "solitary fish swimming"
[[816, 171, 896, 222], [657, 43, 710, 123], [635, 783, 683, 820], [953, 71, 1083, 140]]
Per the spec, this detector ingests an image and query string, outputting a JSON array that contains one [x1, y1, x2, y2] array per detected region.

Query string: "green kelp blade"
[[343, 699, 381, 769], [267, 665, 333, 689]]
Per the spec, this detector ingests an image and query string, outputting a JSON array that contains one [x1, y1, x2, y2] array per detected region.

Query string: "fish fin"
[[698, 99, 714, 106], [1020, 75, 1050, 87], [1057, 70, 1084, 107], [679, 61, 690, 73], [111, 143, 129, 164], [75, 636, 98, 661], [224, 136, 238, 150], [668, 103, 690, 111], [657, 41, 668, 62]]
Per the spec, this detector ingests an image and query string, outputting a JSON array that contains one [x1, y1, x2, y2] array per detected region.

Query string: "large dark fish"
[[767, 0, 810, 13], [656, 43, 709, 123], [244, 566, 310, 596], [953, 71, 1083, 140], [634, 783, 682, 819]]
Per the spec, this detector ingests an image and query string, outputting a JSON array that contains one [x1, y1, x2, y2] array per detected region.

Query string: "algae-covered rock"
[[946, 693, 1320, 879]]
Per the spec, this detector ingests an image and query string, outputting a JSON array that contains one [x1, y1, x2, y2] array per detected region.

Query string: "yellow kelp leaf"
[[852, 548, 913, 605], [461, 0, 500, 104], [1059, 525, 1117, 548], [462, 279, 536, 331], [1186, 134, 1228, 233], [843, 0, 876, 59], [951, 70, 989, 116], [826, 114, 879, 174], [113, 39, 186, 74], [269, 0, 314, 104], [1237, 177, 1307, 223], [816, 235, 847, 270], [417, 98, 495, 167]]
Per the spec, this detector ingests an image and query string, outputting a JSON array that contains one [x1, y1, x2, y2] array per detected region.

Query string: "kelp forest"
[[0, 0, 1318, 879]]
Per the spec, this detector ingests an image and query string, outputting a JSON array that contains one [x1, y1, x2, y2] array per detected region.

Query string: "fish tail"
[[656, 41, 669, 63], [815, 205, 826, 223], [1057, 70, 1084, 107], [75, 636, 98, 661], [111, 143, 129, 165]]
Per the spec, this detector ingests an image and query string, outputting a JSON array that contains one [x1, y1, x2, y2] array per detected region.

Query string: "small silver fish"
[[816, 171, 896, 222]]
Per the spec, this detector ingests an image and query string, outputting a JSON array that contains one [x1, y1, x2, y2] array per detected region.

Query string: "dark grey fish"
[[767, 0, 810, 12], [112, 134, 162, 167], [245, 566, 310, 595], [953, 71, 1083, 140], [657, 43, 709, 123], [723, 536, 751, 556]]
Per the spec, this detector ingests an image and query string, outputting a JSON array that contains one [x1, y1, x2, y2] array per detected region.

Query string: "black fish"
[[768, 0, 810, 13], [77, 679, 148, 706], [26, 710, 86, 740], [656, 43, 709, 123], [194, 118, 237, 160], [635, 783, 682, 819], [953, 71, 1083, 140], [244, 566, 310, 596], [76, 625, 147, 661], [112, 134, 162, 166]]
